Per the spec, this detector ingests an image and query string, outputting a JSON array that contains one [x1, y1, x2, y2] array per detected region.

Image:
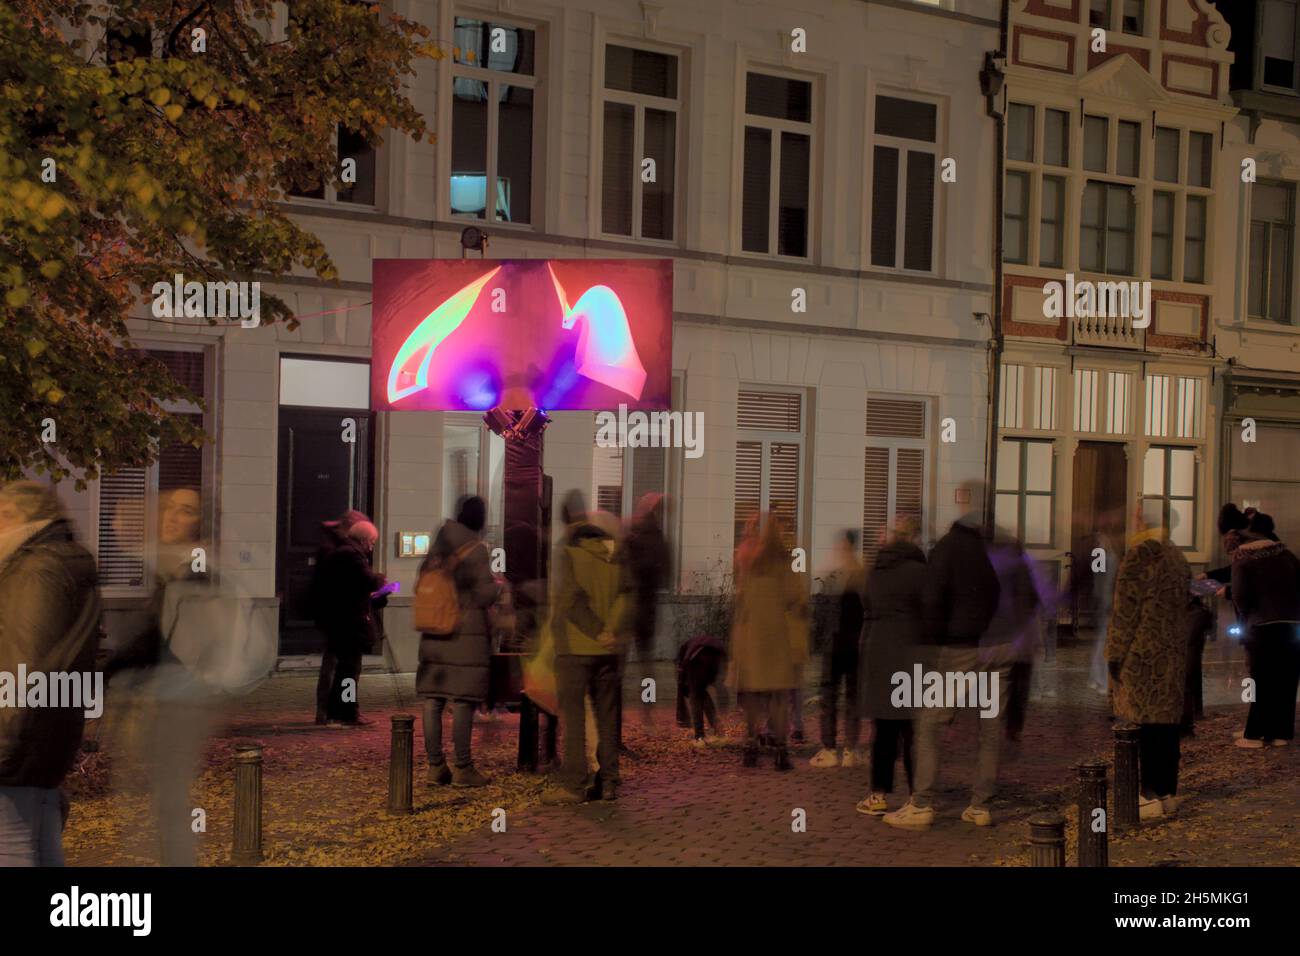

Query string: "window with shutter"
[[97, 467, 148, 589], [96, 348, 209, 594], [734, 389, 805, 549], [863, 397, 928, 565], [592, 439, 625, 517]]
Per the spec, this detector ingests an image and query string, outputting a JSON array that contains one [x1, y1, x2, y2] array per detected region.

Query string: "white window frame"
[[1258, 0, 1300, 94], [441, 9, 542, 229], [869, 90, 942, 275], [734, 64, 818, 262], [595, 38, 685, 244], [1088, 0, 1147, 37], [734, 384, 807, 545], [1247, 178, 1296, 324], [444, 411, 506, 550], [286, 124, 380, 209], [863, 395, 932, 554]]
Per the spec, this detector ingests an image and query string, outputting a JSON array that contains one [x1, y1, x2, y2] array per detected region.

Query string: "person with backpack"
[[416, 496, 500, 787], [541, 491, 631, 804]]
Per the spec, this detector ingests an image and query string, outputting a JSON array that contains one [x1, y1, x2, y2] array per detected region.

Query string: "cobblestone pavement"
[[417, 636, 1300, 867], [63, 634, 1299, 866]]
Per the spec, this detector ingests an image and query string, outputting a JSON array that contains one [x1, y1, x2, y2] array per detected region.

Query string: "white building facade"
[[67, 0, 1001, 664]]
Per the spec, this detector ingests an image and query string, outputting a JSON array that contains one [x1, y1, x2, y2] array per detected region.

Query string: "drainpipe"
[[980, 0, 1010, 538]]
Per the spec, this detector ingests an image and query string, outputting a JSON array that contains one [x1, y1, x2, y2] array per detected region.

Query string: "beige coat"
[[729, 561, 809, 692]]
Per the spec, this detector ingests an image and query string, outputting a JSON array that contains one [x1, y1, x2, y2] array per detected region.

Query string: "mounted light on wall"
[[979, 50, 1005, 115], [460, 226, 489, 258], [973, 312, 991, 325], [482, 405, 551, 441]]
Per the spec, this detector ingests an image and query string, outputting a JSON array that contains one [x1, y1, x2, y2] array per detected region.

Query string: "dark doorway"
[[276, 407, 374, 655], [1070, 440, 1127, 631]]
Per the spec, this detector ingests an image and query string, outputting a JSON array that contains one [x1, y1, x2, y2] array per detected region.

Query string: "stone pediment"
[[1078, 53, 1170, 106]]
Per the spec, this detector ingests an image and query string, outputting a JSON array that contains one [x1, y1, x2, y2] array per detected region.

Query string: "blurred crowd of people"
[[3, 462, 1298, 865]]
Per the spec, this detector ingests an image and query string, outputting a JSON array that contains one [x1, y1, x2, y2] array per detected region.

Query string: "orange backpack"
[[413, 540, 479, 636]]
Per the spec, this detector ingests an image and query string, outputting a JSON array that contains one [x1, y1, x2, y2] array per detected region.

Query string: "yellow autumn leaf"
[[150, 87, 171, 107], [38, 260, 62, 279], [25, 338, 45, 357], [164, 103, 184, 122], [46, 387, 65, 404], [6, 288, 30, 308]]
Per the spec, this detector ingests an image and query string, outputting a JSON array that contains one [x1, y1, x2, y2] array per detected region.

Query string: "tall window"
[[449, 16, 537, 224], [741, 72, 813, 258], [1004, 103, 1069, 268], [995, 438, 1054, 547], [96, 349, 208, 594], [1262, 0, 1300, 91], [863, 398, 928, 565], [1149, 127, 1212, 284], [1142, 446, 1196, 549], [601, 44, 680, 241], [872, 95, 937, 271], [734, 389, 804, 549], [1145, 374, 1204, 440], [1074, 368, 1133, 435], [1081, 181, 1136, 275], [288, 125, 377, 205], [1249, 180, 1295, 324], [999, 363, 1058, 430], [444, 414, 505, 549]]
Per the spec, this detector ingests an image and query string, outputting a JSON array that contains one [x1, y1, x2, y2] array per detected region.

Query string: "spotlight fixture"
[[460, 226, 489, 258]]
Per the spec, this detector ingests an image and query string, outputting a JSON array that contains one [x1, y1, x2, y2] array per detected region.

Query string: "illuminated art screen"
[[370, 258, 673, 411]]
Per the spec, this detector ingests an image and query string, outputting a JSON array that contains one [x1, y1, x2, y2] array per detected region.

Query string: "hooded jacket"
[[313, 534, 384, 655], [416, 519, 499, 700], [552, 522, 629, 656], [0, 518, 101, 788], [1231, 535, 1300, 628]]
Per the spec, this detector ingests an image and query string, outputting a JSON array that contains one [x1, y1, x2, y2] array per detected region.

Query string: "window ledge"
[[1239, 320, 1300, 335]]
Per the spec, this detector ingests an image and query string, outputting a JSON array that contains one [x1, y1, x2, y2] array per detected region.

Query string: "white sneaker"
[[809, 748, 841, 768], [855, 792, 888, 816], [1138, 795, 1164, 820], [883, 800, 935, 830], [1235, 737, 1265, 749], [840, 748, 862, 768], [961, 805, 993, 827]]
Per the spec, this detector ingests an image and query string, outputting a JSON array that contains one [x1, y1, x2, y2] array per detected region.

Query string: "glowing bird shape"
[[386, 266, 501, 403], [547, 263, 648, 400]]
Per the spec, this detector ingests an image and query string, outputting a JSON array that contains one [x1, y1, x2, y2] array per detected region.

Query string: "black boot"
[[774, 747, 793, 771], [742, 745, 759, 768]]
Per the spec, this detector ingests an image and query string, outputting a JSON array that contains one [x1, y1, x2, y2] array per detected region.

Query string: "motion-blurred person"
[[315, 517, 385, 726], [0, 482, 100, 866], [856, 517, 925, 816], [310, 509, 367, 724], [810, 530, 866, 768], [1181, 595, 1214, 737], [1106, 506, 1190, 820], [1088, 517, 1123, 694], [417, 495, 499, 787], [620, 493, 670, 746], [730, 513, 809, 771], [1231, 511, 1300, 749], [885, 480, 1001, 830], [677, 633, 725, 748], [542, 492, 630, 804]]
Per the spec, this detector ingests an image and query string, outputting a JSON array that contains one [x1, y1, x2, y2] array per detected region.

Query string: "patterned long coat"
[[1105, 534, 1191, 725]]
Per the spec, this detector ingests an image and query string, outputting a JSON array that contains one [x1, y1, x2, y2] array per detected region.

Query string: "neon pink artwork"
[[385, 266, 502, 403], [547, 263, 647, 400], [370, 259, 672, 412]]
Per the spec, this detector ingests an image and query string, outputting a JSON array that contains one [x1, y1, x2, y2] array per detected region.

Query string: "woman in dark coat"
[[856, 520, 927, 816], [317, 520, 384, 725], [1231, 513, 1300, 748], [418, 496, 500, 787]]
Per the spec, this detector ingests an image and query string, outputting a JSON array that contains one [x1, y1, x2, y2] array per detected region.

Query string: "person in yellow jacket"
[[730, 512, 809, 771], [542, 492, 632, 804]]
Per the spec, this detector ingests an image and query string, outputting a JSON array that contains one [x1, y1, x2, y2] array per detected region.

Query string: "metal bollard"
[[387, 714, 416, 815], [1029, 813, 1066, 867], [1113, 725, 1141, 833], [232, 744, 264, 865], [1076, 762, 1109, 867]]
